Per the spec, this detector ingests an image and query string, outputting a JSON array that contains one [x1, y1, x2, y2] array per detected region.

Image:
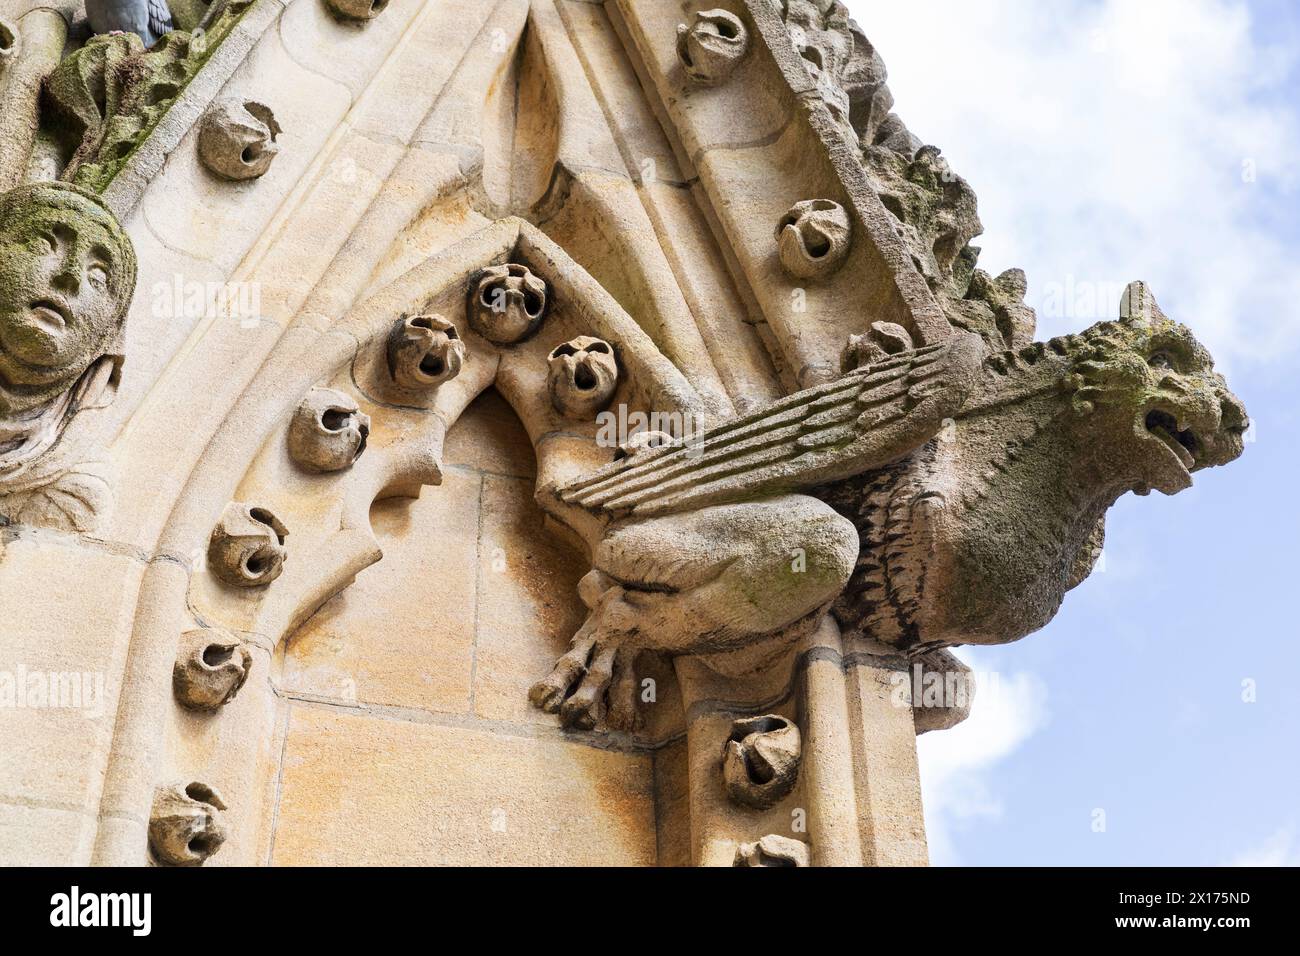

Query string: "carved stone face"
[[208, 503, 289, 588], [469, 264, 547, 344], [288, 387, 370, 473], [1066, 312, 1248, 497], [547, 336, 618, 419], [173, 629, 253, 712], [776, 199, 851, 280], [387, 314, 465, 390], [327, 0, 390, 21], [0, 183, 136, 416]]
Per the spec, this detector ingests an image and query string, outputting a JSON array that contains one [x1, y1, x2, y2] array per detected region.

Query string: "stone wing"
[[555, 334, 985, 519], [149, 0, 175, 39]]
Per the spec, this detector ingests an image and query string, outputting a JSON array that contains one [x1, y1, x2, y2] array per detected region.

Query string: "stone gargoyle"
[[0, 180, 137, 530], [531, 281, 1247, 730]]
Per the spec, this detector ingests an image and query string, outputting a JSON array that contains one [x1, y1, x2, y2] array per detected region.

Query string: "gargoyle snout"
[[1199, 385, 1249, 468]]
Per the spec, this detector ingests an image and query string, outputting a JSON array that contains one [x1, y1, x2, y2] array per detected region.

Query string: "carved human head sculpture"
[[1060, 283, 1248, 497], [676, 9, 749, 86], [547, 336, 618, 420], [468, 264, 547, 345], [0, 182, 136, 418]]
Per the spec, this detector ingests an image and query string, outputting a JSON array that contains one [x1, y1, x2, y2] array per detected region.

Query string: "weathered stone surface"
[[0, 0, 1250, 870]]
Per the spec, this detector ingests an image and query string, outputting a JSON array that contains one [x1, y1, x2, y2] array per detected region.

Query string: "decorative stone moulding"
[[208, 503, 288, 588], [325, 0, 390, 22], [676, 9, 749, 86], [776, 199, 852, 280], [469, 264, 548, 344], [387, 314, 466, 390], [149, 782, 228, 867], [173, 629, 253, 711], [197, 99, 282, 181], [734, 834, 810, 867], [547, 336, 618, 420], [721, 714, 802, 809], [288, 387, 371, 473]]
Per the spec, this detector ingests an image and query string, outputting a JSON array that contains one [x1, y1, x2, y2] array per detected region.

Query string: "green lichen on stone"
[[43, 0, 257, 195]]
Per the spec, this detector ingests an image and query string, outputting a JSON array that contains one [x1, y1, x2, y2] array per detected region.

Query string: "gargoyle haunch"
[[532, 282, 1247, 731]]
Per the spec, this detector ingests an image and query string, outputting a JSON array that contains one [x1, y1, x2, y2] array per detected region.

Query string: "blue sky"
[[842, 0, 1300, 865]]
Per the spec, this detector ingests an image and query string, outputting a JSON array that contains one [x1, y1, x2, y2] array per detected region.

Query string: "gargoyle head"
[[547, 336, 618, 419], [0, 182, 136, 417], [1062, 282, 1247, 497]]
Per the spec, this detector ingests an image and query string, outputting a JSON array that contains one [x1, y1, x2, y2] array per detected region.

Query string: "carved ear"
[[70, 354, 124, 413], [1119, 281, 1169, 328]]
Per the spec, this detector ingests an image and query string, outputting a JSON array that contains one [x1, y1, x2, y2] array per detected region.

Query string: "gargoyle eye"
[[585, 341, 611, 354], [551, 343, 578, 359]]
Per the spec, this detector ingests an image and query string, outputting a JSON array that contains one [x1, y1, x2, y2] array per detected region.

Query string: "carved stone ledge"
[[173, 629, 253, 712], [722, 714, 802, 809], [288, 387, 370, 473], [208, 502, 288, 587], [148, 782, 228, 867]]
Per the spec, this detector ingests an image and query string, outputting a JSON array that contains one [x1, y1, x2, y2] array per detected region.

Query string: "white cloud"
[[1227, 825, 1300, 866], [915, 650, 1049, 865], [843, 0, 1300, 373]]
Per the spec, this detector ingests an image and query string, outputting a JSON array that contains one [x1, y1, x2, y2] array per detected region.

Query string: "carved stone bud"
[[722, 714, 801, 809], [0, 19, 18, 65], [149, 782, 228, 867], [734, 834, 810, 867], [677, 9, 748, 86], [387, 314, 465, 390], [469, 264, 547, 344], [776, 199, 852, 280], [289, 387, 370, 472], [198, 99, 282, 181], [547, 336, 617, 420], [843, 321, 914, 371], [208, 503, 288, 587], [325, 0, 390, 22], [173, 629, 252, 712]]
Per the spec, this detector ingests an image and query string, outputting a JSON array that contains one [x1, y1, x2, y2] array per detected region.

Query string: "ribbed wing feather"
[[555, 334, 984, 519]]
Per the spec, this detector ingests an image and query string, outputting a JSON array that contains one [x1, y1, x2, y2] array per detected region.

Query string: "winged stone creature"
[[85, 0, 175, 48], [531, 282, 1247, 731]]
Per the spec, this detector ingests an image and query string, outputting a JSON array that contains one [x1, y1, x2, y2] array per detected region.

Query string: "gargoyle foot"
[[528, 591, 640, 732]]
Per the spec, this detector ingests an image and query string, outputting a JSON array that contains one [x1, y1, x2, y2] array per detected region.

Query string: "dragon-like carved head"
[[1058, 282, 1248, 497]]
